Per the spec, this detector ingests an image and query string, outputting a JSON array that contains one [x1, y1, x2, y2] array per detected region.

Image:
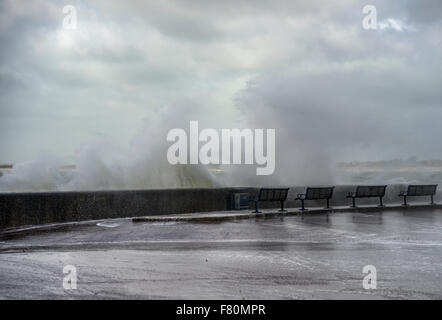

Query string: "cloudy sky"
[[0, 0, 441, 165]]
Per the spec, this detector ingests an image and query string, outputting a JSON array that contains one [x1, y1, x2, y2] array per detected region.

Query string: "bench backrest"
[[258, 188, 289, 201], [305, 187, 334, 200], [407, 184, 437, 196], [355, 185, 387, 197]]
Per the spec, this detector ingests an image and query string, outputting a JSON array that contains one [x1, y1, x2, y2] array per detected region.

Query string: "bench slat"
[[355, 185, 386, 197], [305, 187, 334, 200], [252, 188, 290, 213], [347, 185, 387, 207], [407, 185, 437, 196], [258, 188, 289, 202]]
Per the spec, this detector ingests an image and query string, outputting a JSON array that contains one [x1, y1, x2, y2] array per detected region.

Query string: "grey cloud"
[[235, 57, 442, 184], [405, 0, 442, 24], [0, 0, 441, 167]]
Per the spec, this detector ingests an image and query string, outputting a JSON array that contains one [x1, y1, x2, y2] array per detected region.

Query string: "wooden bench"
[[398, 184, 437, 205], [346, 185, 387, 208], [250, 188, 290, 213], [295, 187, 335, 211]]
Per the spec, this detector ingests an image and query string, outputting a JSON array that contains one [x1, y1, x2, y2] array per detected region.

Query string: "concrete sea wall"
[[0, 185, 441, 229]]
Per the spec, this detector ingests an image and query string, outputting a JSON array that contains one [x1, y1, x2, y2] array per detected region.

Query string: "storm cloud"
[[0, 0, 441, 168]]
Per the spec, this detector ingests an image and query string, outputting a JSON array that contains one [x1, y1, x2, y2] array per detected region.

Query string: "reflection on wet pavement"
[[1, 208, 442, 299]]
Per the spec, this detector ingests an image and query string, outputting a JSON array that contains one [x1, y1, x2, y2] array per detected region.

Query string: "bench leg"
[[431, 195, 434, 205], [351, 197, 356, 208], [278, 200, 287, 212], [253, 201, 261, 213], [300, 199, 306, 211], [403, 196, 407, 206], [326, 198, 330, 209], [379, 197, 384, 207]]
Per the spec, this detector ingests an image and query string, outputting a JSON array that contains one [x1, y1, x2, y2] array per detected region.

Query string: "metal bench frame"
[[250, 188, 290, 213], [295, 187, 335, 211], [398, 184, 438, 206], [346, 185, 387, 208]]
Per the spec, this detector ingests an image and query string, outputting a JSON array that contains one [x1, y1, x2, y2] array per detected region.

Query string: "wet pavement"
[[1, 208, 442, 299]]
